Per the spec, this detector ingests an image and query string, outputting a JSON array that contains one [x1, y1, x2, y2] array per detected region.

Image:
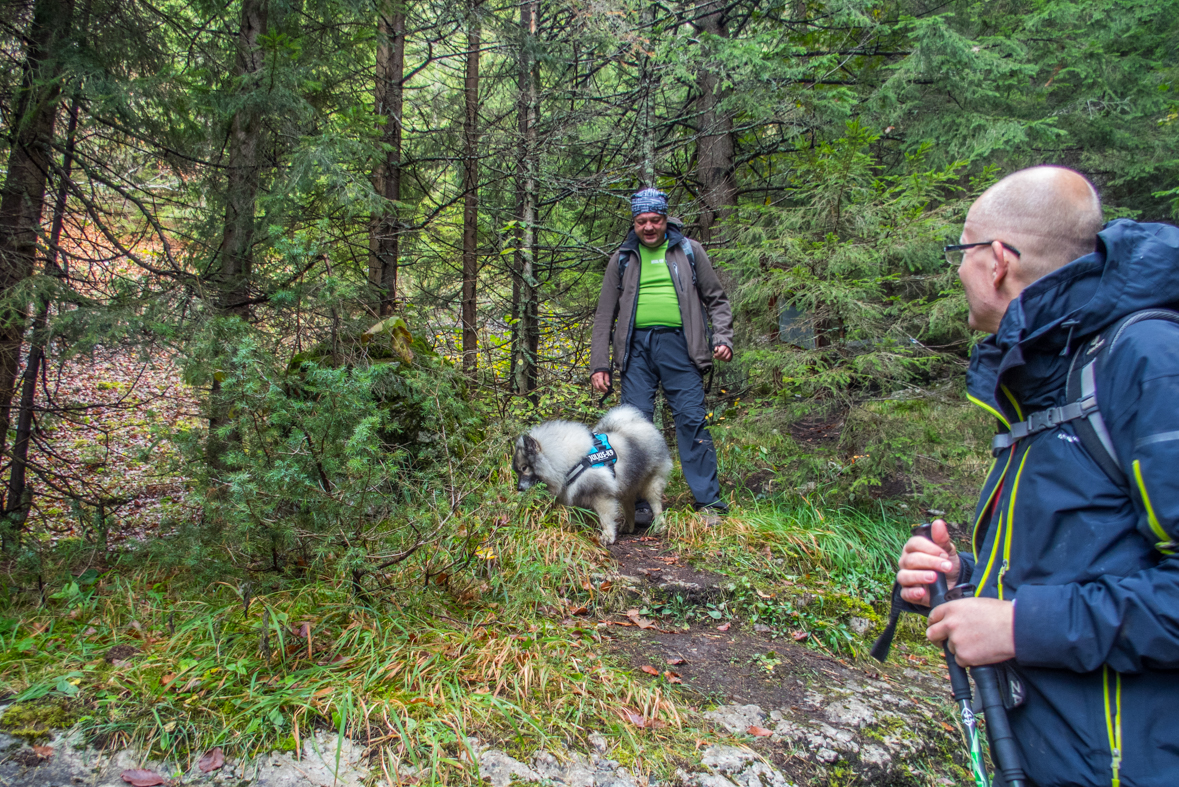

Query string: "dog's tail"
[[594, 404, 646, 433]]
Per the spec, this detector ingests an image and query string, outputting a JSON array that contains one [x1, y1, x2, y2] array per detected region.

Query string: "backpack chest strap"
[[991, 396, 1098, 454]]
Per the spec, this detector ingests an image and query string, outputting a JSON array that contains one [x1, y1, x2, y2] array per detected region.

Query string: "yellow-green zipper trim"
[[968, 393, 1011, 429], [1104, 666, 1123, 787], [1131, 459, 1176, 555], [976, 512, 1004, 597], [1000, 385, 1024, 421], [997, 446, 1032, 599], [972, 452, 1015, 560]]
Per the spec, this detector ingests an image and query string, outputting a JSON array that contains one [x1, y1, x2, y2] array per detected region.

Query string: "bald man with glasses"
[[893, 166, 1179, 786]]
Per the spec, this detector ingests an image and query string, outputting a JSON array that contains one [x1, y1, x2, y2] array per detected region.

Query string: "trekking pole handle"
[[913, 524, 991, 787], [912, 523, 950, 607]]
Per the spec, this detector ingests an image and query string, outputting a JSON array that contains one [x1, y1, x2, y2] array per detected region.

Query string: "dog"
[[513, 405, 672, 545]]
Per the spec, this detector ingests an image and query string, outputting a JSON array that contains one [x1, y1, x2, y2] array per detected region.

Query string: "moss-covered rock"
[[0, 697, 79, 742]]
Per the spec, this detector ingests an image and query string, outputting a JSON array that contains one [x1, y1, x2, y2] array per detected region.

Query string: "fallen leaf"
[[317, 654, 352, 667], [941, 721, 956, 733], [791, 630, 808, 641], [121, 770, 167, 786], [663, 671, 682, 684], [755, 589, 773, 599], [198, 747, 224, 773], [753, 623, 771, 634], [666, 657, 687, 665], [716, 623, 731, 632], [598, 581, 613, 591], [32, 745, 52, 759], [748, 725, 773, 737], [569, 606, 589, 616], [626, 609, 657, 629], [640, 665, 660, 676]]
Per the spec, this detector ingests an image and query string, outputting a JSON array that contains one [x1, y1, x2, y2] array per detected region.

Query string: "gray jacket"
[[590, 225, 733, 375]]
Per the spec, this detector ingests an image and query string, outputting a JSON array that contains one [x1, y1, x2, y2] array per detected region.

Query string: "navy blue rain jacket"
[[963, 219, 1179, 787]]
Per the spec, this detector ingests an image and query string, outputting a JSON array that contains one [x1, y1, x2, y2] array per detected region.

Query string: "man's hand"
[[713, 345, 732, 362], [897, 518, 960, 607], [927, 597, 1015, 666], [591, 371, 611, 393]]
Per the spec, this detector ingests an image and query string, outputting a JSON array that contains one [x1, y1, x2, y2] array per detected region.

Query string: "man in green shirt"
[[590, 188, 734, 518]]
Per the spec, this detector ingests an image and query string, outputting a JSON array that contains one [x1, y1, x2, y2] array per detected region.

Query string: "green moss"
[[0, 698, 79, 742]]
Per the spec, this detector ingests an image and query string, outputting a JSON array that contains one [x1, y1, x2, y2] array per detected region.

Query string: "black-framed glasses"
[[944, 241, 1021, 268]]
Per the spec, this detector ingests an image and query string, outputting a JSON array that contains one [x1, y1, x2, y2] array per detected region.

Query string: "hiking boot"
[[634, 500, 654, 527], [694, 501, 728, 527]]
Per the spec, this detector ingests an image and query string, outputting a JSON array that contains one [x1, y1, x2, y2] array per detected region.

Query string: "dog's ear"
[[523, 434, 541, 455]]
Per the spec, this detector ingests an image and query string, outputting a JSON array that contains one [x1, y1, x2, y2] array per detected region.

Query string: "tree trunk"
[[696, 0, 736, 245], [1, 88, 80, 552], [208, 0, 271, 472], [638, 3, 655, 187], [0, 0, 75, 460], [370, 0, 406, 316], [513, 0, 539, 397], [461, 0, 481, 375]]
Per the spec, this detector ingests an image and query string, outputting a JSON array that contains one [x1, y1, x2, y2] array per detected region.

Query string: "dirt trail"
[[596, 531, 967, 786]]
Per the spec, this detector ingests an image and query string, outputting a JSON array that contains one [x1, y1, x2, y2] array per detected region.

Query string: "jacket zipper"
[[976, 443, 1032, 599], [1103, 665, 1123, 787], [619, 249, 640, 373], [669, 244, 710, 364]]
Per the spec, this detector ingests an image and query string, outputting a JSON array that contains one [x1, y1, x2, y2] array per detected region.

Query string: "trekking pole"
[[912, 523, 991, 787], [970, 662, 1027, 787]]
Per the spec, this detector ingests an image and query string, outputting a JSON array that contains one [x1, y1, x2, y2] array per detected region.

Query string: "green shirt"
[[634, 240, 682, 328]]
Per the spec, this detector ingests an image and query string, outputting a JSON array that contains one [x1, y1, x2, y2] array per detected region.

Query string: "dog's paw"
[[599, 532, 616, 547]]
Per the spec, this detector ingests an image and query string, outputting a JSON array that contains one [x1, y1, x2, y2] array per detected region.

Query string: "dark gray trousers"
[[621, 327, 724, 509]]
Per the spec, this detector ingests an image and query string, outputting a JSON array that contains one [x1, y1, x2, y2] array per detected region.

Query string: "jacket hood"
[[968, 219, 1179, 412]]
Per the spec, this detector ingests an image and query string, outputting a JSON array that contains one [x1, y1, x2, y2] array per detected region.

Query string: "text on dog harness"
[[566, 433, 617, 485]]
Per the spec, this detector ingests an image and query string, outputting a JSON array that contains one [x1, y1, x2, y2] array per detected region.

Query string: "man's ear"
[[990, 240, 1013, 288]]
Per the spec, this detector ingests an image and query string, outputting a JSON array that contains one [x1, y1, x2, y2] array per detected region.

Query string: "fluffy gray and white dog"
[[513, 405, 672, 545]]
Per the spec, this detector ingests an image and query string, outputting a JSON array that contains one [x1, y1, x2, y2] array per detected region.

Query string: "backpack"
[[990, 309, 1179, 488]]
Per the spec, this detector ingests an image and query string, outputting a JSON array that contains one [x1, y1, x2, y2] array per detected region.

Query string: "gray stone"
[[815, 748, 839, 764], [849, 617, 872, 636], [823, 697, 882, 729], [732, 762, 792, 787], [683, 774, 739, 787], [532, 751, 595, 787], [860, 745, 892, 768], [700, 745, 756, 774], [479, 749, 539, 787], [588, 733, 609, 754], [702, 704, 766, 735]]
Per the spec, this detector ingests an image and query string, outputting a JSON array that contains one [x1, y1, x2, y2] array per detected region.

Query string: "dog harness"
[[565, 433, 617, 485]]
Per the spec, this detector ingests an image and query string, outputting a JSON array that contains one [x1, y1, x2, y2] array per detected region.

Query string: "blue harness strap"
[[566, 433, 618, 485]]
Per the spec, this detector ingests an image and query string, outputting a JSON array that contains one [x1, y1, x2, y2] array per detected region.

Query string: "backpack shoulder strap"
[[679, 237, 697, 285], [616, 249, 629, 290], [1066, 309, 1179, 488]]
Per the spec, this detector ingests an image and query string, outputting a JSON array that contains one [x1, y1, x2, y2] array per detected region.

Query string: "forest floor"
[[0, 339, 985, 786], [0, 521, 970, 787]]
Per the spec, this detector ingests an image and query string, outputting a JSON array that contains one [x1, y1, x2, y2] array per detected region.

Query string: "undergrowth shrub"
[[174, 317, 486, 579]]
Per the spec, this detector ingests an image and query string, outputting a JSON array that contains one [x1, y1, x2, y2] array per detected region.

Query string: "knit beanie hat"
[[630, 188, 668, 217]]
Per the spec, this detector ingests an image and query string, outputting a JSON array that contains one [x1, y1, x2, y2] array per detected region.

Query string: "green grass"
[[0, 404, 961, 779]]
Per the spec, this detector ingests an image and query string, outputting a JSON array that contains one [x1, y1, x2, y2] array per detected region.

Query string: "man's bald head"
[[967, 166, 1103, 284]]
